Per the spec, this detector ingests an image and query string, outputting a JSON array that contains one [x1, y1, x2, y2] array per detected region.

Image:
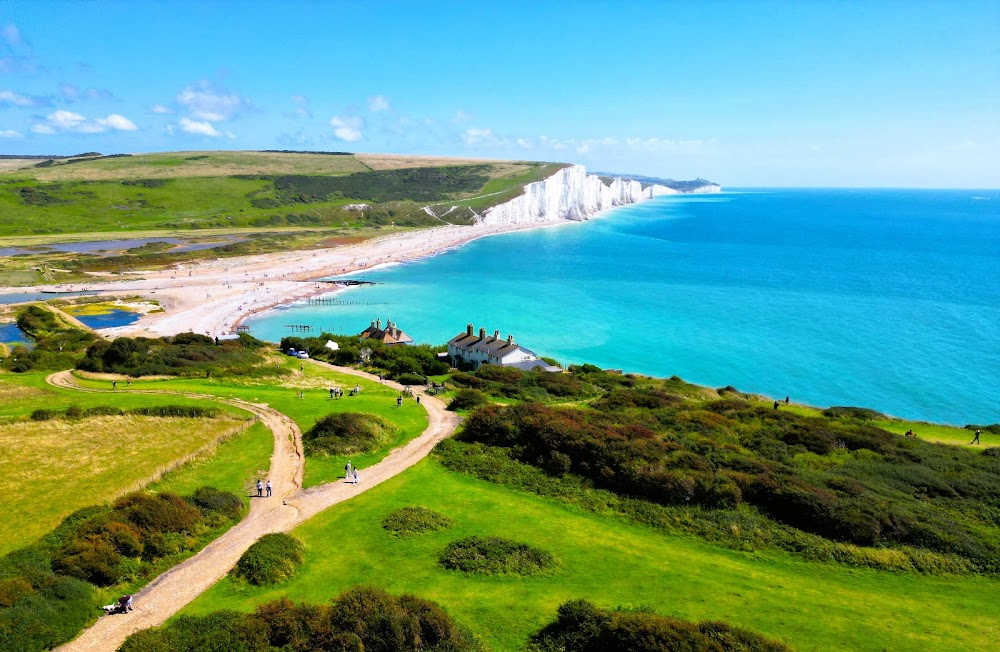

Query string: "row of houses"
[[358, 317, 559, 372]]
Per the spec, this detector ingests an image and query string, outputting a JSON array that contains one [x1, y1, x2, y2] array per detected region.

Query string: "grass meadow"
[[0, 414, 244, 556], [184, 459, 1000, 651], [70, 357, 428, 487]]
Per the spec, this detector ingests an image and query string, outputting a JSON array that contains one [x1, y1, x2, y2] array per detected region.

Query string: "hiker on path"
[[970, 429, 981, 445], [416, 395, 421, 405], [345, 460, 353, 480], [112, 380, 117, 389], [256, 479, 263, 497], [266, 480, 272, 497], [353, 468, 359, 484]]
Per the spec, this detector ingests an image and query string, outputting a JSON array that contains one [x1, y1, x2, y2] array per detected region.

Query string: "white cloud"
[[150, 104, 173, 114], [291, 94, 311, 118], [0, 129, 21, 138], [0, 89, 45, 108], [2, 23, 22, 47], [58, 84, 112, 102], [178, 117, 222, 137], [30, 110, 138, 134], [176, 81, 249, 121], [576, 143, 592, 154], [330, 115, 363, 142], [367, 95, 391, 112], [462, 127, 495, 145], [103, 114, 137, 131], [452, 109, 473, 123], [516, 138, 533, 149]]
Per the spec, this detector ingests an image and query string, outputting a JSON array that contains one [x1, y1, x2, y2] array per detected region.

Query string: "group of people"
[[328, 385, 362, 399], [395, 393, 421, 407], [344, 460, 360, 484], [255, 479, 272, 497]]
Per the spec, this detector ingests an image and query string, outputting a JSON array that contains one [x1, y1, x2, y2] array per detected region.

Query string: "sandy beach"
[[1, 219, 578, 340]]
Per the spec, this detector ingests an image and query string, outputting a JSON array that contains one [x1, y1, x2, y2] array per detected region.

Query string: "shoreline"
[[0, 208, 627, 341]]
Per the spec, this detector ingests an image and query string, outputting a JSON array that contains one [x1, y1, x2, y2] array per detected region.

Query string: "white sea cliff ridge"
[[478, 164, 718, 226]]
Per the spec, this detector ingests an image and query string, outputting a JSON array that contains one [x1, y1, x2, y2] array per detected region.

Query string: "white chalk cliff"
[[478, 164, 709, 227]]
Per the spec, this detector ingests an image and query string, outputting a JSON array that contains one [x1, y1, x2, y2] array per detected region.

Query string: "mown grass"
[[70, 357, 428, 487], [0, 414, 242, 556], [184, 460, 1000, 651], [151, 421, 273, 500]]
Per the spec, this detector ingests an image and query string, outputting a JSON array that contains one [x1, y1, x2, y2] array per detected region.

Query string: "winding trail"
[[50, 363, 459, 652]]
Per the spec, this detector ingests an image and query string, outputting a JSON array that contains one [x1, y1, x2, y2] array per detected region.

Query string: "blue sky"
[[0, 1, 997, 187]]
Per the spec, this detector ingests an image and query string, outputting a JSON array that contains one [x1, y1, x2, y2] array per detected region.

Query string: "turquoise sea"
[[249, 189, 1000, 425]]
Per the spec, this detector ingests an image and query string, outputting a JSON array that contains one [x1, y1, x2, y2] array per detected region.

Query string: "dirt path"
[[49, 365, 458, 652]]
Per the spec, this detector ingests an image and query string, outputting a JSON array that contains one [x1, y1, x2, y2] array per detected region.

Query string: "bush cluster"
[[448, 388, 488, 412], [527, 599, 790, 652], [119, 587, 484, 652], [77, 332, 279, 377], [233, 534, 304, 586], [444, 368, 1000, 574], [449, 365, 602, 403], [303, 412, 395, 456], [279, 334, 449, 379], [30, 404, 220, 421], [440, 536, 556, 576], [0, 486, 244, 651], [382, 507, 454, 537]]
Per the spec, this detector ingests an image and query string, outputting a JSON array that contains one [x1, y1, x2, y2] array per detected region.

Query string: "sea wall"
[[478, 165, 677, 227]]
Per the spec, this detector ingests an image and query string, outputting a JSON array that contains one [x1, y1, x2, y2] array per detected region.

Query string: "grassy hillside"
[[0, 151, 560, 239]]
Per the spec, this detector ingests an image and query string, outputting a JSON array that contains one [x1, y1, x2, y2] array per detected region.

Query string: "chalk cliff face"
[[479, 165, 677, 226], [687, 184, 721, 194]]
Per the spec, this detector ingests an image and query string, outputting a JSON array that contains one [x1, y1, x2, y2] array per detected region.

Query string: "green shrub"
[[303, 412, 395, 456], [129, 405, 221, 418], [189, 486, 244, 520], [83, 405, 125, 417], [395, 372, 426, 386], [449, 388, 488, 412], [382, 507, 454, 537], [233, 533, 304, 586], [115, 492, 202, 534], [527, 599, 791, 652], [30, 409, 56, 421], [120, 587, 482, 652], [823, 406, 887, 420], [440, 536, 556, 576]]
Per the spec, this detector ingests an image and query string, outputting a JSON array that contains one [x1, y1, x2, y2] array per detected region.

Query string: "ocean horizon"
[[248, 188, 1000, 426]]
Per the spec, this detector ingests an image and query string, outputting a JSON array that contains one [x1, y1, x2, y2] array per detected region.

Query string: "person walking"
[[329, 387, 334, 399], [416, 395, 421, 405], [970, 429, 981, 445], [773, 400, 779, 410], [396, 395, 403, 408], [345, 460, 353, 479], [353, 468, 359, 484], [256, 479, 263, 497], [112, 380, 117, 389], [266, 480, 272, 497]]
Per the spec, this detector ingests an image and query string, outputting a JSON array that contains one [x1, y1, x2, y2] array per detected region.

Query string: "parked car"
[[297, 351, 310, 359]]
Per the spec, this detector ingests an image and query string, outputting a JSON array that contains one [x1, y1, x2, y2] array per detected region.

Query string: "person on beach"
[[266, 480, 272, 497], [256, 479, 263, 497], [970, 429, 981, 445]]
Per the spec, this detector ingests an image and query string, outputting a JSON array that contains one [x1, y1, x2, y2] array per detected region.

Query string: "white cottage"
[[447, 324, 559, 371]]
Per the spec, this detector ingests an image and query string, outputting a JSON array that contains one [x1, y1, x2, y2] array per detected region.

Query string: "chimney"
[[494, 330, 500, 340], [479, 327, 486, 339], [466, 323, 473, 336], [507, 335, 513, 345], [370, 319, 375, 328]]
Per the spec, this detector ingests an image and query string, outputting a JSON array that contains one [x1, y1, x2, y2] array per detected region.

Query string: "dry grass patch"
[[355, 152, 500, 170], [0, 378, 47, 403], [0, 414, 243, 555]]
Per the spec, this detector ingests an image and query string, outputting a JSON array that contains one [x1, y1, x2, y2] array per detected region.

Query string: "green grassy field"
[[70, 358, 428, 487], [184, 459, 1000, 651], [0, 372, 264, 555], [0, 151, 557, 239], [150, 421, 273, 500]]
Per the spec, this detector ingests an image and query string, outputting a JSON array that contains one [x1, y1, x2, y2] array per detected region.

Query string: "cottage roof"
[[359, 318, 413, 345]]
